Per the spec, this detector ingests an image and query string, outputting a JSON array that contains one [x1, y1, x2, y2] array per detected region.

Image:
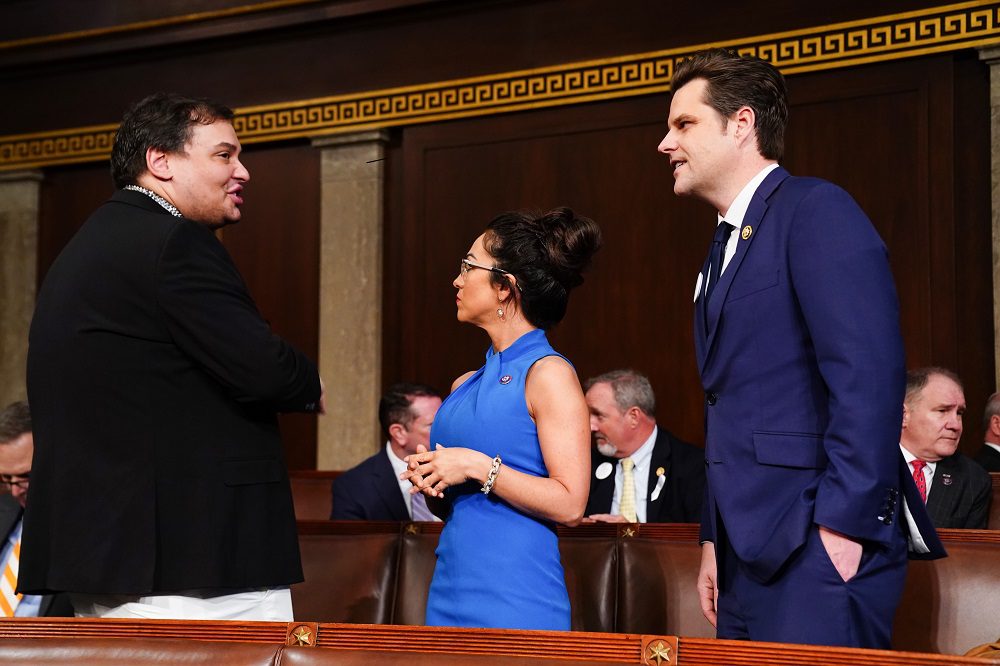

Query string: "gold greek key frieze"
[[2, 1, 998, 171]]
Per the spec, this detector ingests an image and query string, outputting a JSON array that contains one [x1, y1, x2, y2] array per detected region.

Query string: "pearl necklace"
[[123, 185, 182, 218]]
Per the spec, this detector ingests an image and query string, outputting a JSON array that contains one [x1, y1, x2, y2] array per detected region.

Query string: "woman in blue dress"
[[402, 207, 601, 631]]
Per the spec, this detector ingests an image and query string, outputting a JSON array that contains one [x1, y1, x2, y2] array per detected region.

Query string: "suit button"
[[706, 392, 718, 406]]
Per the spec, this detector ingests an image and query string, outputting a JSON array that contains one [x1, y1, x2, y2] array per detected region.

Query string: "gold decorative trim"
[[2, 1, 998, 171], [0, 0, 323, 51]]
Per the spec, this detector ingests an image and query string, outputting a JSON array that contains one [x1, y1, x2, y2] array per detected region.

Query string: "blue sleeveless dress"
[[425, 329, 571, 630]]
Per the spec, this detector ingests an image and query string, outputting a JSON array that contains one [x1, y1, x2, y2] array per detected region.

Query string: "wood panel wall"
[[18, 1, 995, 465]]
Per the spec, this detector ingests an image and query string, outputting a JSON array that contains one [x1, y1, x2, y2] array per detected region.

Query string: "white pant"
[[70, 586, 292, 621]]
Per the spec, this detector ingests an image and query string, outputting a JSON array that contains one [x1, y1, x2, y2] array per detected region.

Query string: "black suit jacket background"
[[22, 190, 321, 595], [0, 495, 73, 616], [585, 428, 705, 522], [973, 444, 1000, 473], [925, 452, 992, 529], [331, 449, 409, 521]]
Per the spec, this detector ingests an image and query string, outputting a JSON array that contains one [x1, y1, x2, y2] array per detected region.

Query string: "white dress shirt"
[[718, 163, 780, 275], [610, 426, 658, 523]]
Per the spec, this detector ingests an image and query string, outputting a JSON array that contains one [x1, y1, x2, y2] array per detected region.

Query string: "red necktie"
[[911, 459, 928, 503]]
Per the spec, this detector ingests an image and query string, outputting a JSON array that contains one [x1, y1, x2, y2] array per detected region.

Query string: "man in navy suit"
[[900, 368, 991, 529], [331, 383, 441, 521], [657, 49, 944, 648]]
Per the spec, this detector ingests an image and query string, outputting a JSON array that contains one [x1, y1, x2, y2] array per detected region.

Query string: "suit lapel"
[[644, 432, 671, 521], [926, 456, 961, 520], [699, 167, 789, 376], [375, 451, 410, 521], [589, 456, 616, 514]]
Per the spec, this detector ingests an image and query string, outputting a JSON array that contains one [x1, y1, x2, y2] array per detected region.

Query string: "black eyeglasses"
[[0, 473, 29, 489]]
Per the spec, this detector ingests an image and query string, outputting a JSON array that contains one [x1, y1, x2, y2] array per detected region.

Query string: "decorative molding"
[[2, 1, 999, 172]]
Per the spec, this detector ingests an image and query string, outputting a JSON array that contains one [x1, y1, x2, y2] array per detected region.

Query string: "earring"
[[497, 307, 504, 319]]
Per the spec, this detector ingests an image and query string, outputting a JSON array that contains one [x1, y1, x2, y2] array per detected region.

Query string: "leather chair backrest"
[[894, 538, 1000, 654], [293, 530, 399, 623], [392, 529, 440, 625], [560, 536, 617, 633], [616, 536, 710, 637]]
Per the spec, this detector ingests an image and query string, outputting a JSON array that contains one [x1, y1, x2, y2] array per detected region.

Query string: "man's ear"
[[145, 146, 172, 182], [388, 422, 407, 445], [990, 414, 1000, 436], [732, 106, 756, 148]]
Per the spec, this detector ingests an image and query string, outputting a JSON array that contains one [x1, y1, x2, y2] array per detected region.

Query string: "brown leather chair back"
[[894, 533, 1000, 654], [617, 534, 710, 637], [392, 526, 441, 625], [289, 471, 341, 520], [293, 522, 400, 623], [560, 535, 617, 633]]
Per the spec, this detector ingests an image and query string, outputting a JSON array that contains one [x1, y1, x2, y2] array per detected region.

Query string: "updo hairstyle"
[[484, 207, 602, 330]]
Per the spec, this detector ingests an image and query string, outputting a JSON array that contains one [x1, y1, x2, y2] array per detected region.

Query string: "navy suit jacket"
[[696, 167, 944, 582], [331, 449, 410, 521], [924, 452, 992, 529], [585, 428, 705, 522]]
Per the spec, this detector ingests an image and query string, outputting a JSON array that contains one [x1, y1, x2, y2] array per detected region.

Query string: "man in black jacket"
[[21, 93, 323, 620], [583, 369, 704, 523]]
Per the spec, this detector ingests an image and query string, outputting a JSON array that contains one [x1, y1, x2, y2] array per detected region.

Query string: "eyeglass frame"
[[0, 472, 29, 489], [459, 258, 523, 292]]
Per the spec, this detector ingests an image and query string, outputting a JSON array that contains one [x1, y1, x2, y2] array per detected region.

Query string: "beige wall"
[[0, 171, 41, 408], [313, 132, 389, 469]]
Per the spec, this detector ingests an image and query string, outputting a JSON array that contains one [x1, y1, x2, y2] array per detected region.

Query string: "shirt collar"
[[899, 443, 937, 475], [386, 441, 409, 475], [717, 163, 780, 228]]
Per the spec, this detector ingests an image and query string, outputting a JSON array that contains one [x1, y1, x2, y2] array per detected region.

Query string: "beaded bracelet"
[[481, 454, 503, 495]]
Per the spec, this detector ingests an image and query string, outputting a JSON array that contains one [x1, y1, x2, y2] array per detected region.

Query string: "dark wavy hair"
[[672, 48, 788, 161], [484, 207, 602, 330], [110, 92, 234, 189]]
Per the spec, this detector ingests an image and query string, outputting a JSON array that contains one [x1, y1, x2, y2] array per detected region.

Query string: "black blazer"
[[973, 444, 1000, 473], [0, 495, 73, 616], [22, 190, 321, 595], [925, 452, 992, 529], [585, 428, 705, 523], [331, 449, 409, 521]]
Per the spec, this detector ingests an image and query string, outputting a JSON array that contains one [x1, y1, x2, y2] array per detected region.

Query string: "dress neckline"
[[485, 328, 547, 362]]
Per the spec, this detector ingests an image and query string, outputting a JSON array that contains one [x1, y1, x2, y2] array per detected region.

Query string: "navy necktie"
[[705, 221, 734, 303]]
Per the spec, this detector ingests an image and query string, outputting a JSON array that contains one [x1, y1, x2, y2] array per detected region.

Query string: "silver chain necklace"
[[123, 185, 182, 218]]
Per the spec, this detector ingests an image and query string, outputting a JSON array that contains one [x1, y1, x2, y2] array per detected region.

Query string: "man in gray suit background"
[[900, 368, 991, 529]]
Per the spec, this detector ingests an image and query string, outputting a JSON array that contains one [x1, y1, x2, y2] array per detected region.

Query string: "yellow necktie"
[[0, 538, 23, 617], [620, 458, 638, 523]]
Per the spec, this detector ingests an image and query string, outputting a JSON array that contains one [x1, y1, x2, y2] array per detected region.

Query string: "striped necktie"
[[0, 536, 22, 617]]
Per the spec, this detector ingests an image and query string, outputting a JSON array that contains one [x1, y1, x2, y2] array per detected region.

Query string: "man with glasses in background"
[[0, 402, 72, 617]]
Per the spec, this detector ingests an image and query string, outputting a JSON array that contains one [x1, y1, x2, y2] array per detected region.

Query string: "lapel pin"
[[741, 225, 753, 240], [656, 466, 665, 477], [595, 461, 613, 480], [499, 374, 512, 385], [941, 473, 953, 486]]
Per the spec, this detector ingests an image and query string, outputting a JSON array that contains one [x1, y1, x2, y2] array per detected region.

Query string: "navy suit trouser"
[[715, 516, 908, 648]]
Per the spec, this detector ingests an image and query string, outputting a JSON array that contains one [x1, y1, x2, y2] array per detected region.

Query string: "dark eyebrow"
[[215, 142, 239, 152], [671, 114, 696, 127]]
